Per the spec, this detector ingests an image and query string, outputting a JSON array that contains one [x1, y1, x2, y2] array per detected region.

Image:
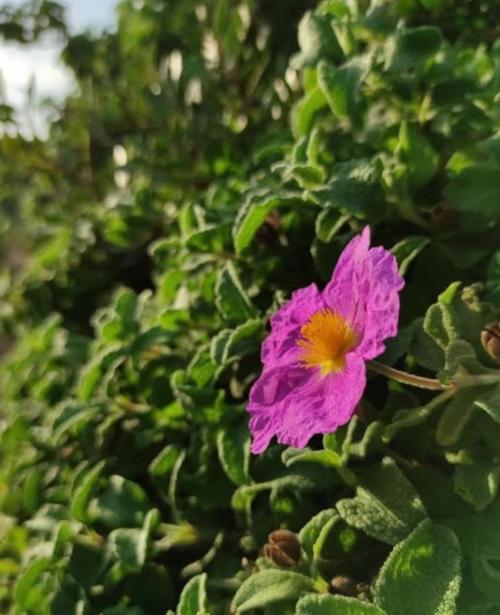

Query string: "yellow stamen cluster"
[[297, 309, 358, 376]]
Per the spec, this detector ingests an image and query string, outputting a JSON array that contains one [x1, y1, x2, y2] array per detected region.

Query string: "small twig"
[[368, 361, 444, 390]]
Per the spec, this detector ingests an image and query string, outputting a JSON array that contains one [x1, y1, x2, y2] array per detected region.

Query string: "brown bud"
[[263, 529, 300, 567], [431, 202, 458, 227], [481, 322, 500, 364], [331, 575, 358, 596]]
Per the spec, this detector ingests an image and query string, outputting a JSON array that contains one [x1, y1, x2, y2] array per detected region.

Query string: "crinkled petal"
[[261, 283, 325, 369], [248, 353, 365, 452], [248, 365, 315, 453], [323, 227, 404, 360], [276, 352, 366, 448]]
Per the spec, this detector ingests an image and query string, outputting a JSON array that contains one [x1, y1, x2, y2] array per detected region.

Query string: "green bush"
[[1, 0, 500, 614]]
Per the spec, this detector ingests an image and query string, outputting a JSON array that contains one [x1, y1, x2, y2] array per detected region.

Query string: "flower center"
[[297, 309, 358, 376]]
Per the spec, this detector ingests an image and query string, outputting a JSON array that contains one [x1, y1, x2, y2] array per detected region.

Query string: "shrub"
[[1, 1, 500, 614]]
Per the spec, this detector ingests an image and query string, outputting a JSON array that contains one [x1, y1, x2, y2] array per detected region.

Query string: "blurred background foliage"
[[1, 0, 500, 614]]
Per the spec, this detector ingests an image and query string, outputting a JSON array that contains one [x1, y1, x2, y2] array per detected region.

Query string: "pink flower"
[[247, 227, 404, 453]]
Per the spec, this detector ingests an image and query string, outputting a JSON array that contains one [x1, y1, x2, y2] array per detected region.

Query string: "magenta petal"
[[248, 365, 316, 453], [322, 226, 371, 324], [355, 246, 404, 359], [261, 283, 325, 369], [275, 352, 366, 448], [248, 354, 366, 452], [323, 227, 404, 360]]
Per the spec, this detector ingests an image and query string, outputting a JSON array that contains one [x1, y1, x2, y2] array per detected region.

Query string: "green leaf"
[[315, 210, 349, 243], [148, 445, 182, 481], [454, 463, 500, 511], [396, 122, 439, 188], [283, 448, 342, 469], [216, 424, 250, 486], [71, 461, 106, 523], [387, 26, 442, 72], [215, 263, 257, 323], [296, 594, 387, 615], [445, 164, 500, 219], [317, 58, 367, 119], [176, 573, 208, 615], [231, 569, 318, 613], [314, 178, 384, 219], [373, 521, 461, 615], [299, 509, 338, 556], [337, 458, 427, 544], [211, 319, 264, 367], [447, 500, 500, 558], [475, 384, 500, 423], [102, 606, 145, 615], [108, 509, 158, 573], [291, 87, 328, 138], [295, 11, 343, 66], [423, 304, 454, 352], [89, 475, 150, 529], [391, 236, 430, 276], [233, 192, 298, 253], [14, 557, 51, 610], [471, 556, 500, 601], [435, 387, 479, 447]]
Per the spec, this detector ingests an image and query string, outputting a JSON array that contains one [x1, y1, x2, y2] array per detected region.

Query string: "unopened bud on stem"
[[263, 529, 300, 567], [481, 322, 500, 364]]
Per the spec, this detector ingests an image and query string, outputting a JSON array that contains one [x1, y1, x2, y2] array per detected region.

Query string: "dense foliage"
[[1, 0, 500, 613]]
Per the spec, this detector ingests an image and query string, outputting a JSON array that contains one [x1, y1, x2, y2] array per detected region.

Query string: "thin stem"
[[368, 361, 445, 390]]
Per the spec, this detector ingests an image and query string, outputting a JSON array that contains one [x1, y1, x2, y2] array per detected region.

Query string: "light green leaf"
[[89, 475, 150, 529], [108, 509, 158, 573], [317, 59, 366, 119], [291, 87, 328, 138], [396, 122, 439, 188], [295, 11, 343, 66], [71, 461, 106, 523], [14, 557, 51, 610], [337, 458, 427, 544], [215, 263, 257, 323], [373, 520, 461, 615], [475, 384, 500, 423], [387, 26, 442, 72], [454, 463, 500, 511], [231, 569, 318, 613], [149, 445, 182, 481], [216, 424, 250, 486], [282, 448, 342, 469], [299, 509, 338, 556], [296, 593, 387, 615], [176, 573, 208, 615], [215, 319, 264, 366]]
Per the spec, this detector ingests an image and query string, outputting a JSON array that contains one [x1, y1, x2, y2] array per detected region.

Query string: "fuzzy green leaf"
[[215, 263, 257, 323], [296, 594, 387, 615], [231, 569, 318, 613], [374, 521, 461, 615], [176, 573, 208, 615], [337, 458, 427, 544]]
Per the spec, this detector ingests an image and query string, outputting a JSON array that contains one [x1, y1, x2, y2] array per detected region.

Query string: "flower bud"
[[431, 202, 457, 227], [481, 322, 500, 364], [263, 529, 300, 567], [331, 575, 358, 596]]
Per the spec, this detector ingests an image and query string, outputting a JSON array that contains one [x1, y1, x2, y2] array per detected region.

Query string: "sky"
[[0, 0, 117, 136]]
